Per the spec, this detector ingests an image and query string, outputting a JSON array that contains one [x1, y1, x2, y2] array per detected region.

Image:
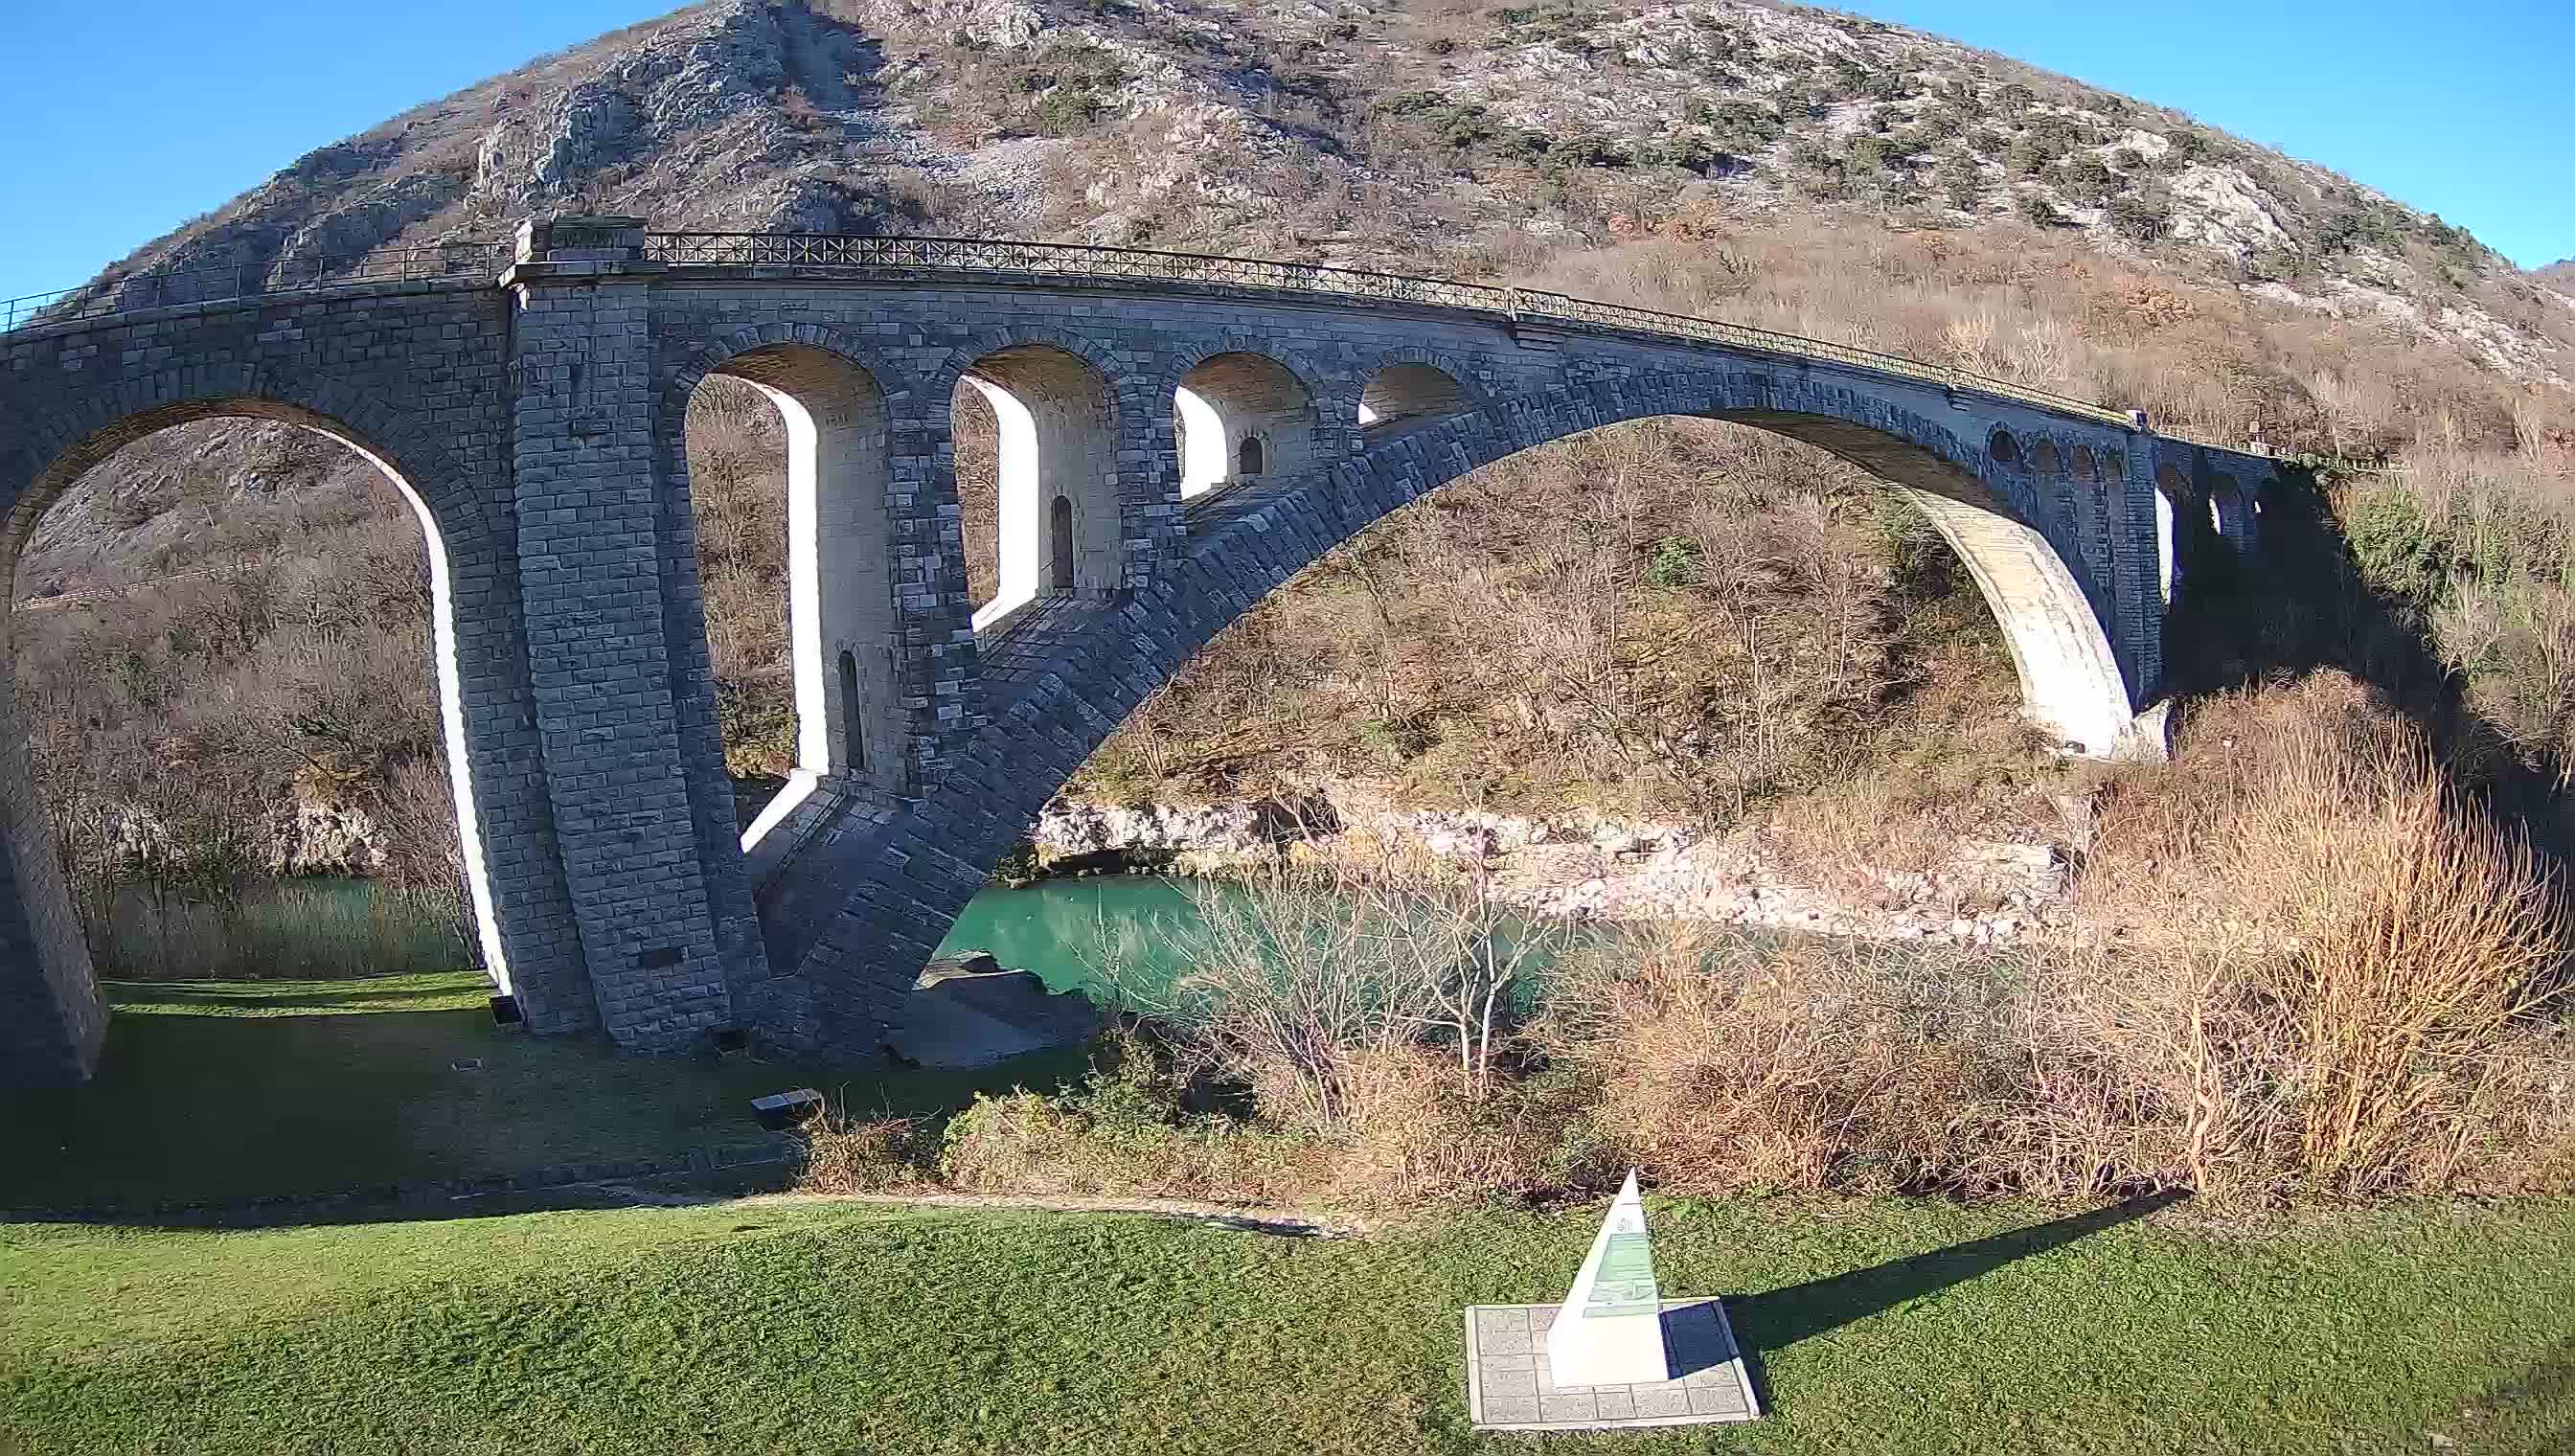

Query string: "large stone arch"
[[665, 335, 914, 876], [767, 367, 2153, 1056], [0, 374, 557, 1082]]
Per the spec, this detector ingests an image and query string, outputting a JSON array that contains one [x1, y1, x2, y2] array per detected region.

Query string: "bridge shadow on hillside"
[[2162, 466, 2575, 862]]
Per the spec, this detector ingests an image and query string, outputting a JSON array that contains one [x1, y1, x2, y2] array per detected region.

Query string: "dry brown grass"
[[1522, 216, 2573, 460], [793, 1110, 937, 1194], [1534, 927, 2153, 1198], [2078, 676, 2575, 1195], [936, 1087, 1336, 1206], [921, 1037, 1547, 1211]]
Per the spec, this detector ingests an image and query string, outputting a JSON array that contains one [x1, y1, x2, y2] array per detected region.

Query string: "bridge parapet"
[[10, 219, 2151, 432], [0, 240, 506, 337], [630, 229, 2137, 427]]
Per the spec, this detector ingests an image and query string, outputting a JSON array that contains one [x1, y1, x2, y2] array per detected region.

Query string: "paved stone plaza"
[[1465, 1301, 1760, 1431]]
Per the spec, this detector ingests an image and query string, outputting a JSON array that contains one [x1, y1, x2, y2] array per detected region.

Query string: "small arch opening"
[[1358, 362, 1470, 440], [1174, 352, 1312, 501], [2028, 439, 2063, 475], [1989, 427, 2023, 466], [953, 343, 1119, 631], [2153, 463, 2191, 604], [2209, 473, 2249, 550], [2071, 444, 2099, 481], [683, 344, 903, 823], [838, 648, 864, 773]]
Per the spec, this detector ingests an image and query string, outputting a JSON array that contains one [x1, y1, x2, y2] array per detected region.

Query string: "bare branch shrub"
[[1098, 865, 1542, 1129], [2083, 673, 2575, 1196], [1534, 925, 2145, 1197], [797, 1107, 938, 1194]]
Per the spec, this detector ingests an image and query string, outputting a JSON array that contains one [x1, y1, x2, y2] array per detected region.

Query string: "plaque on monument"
[[1460, 1168, 1762, 1432], [1547, 1169, 1671, 1387]]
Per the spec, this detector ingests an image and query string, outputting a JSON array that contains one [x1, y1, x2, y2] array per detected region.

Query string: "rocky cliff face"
[[1033, 781, 2073, 944], [71, 2, 902, 303], [38, 0, 2571, 376]]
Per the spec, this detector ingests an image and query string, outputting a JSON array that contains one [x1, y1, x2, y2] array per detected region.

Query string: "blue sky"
[[0, 0, 2565, 306], [1842, 0, 2571, 268]]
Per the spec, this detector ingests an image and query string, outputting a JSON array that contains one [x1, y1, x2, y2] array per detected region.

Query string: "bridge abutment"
[[0, 675, 103, 1088], [502, 218, 746, 1050]]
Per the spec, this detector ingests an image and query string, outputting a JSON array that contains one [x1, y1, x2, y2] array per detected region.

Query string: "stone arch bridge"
[[0, 216, 2280, 1084]]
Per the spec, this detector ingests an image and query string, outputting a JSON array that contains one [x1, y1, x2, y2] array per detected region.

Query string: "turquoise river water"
[[930, 875, 1215, 1000]]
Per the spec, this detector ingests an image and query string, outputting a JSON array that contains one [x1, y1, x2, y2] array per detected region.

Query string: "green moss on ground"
[[4, 1195, 2571, 1454], [0, 973, 1084, 1209]]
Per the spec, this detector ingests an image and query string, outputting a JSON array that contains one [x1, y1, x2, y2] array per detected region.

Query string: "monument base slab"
[[1464, 1300, 1760, 1432]]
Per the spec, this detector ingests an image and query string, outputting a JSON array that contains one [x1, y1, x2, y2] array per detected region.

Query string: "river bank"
[[1027, 778, 2080, 948]]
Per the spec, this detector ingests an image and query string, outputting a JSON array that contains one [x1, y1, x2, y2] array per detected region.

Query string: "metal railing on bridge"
[[0, 240, 509, 334], [5, 229, 2140, 429], [640, 231, 2139, 426]]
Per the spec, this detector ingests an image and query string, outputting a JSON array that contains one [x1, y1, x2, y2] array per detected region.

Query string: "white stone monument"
[[1545, 1169, 1672, 1388], [1460, 1167, 1758, 1431]]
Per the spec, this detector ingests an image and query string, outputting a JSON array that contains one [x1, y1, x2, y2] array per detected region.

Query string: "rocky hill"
[[43, 0, 2572, 363], [22, 0, 2571, 591]]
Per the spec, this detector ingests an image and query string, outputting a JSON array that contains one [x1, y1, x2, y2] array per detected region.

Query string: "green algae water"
[[930, 875, 1220, 1001], [930, 874, 1577, 1009]]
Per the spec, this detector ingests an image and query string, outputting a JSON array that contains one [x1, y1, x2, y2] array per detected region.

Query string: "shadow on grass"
[[9, 1166, 807, 1233], [1723, 1190, 2188, 1415], [3, 978, 1089, 1219], [2466, 1335, 2575, 1455]]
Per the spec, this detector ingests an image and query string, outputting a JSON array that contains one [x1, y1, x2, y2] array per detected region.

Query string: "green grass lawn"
[[0, 973, 1087, 1208], [5, 1194, 2573, 1454]]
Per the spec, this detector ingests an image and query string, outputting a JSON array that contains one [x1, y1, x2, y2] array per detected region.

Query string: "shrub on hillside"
[[2082, 675, 2575, 1196], [1036, 86, 1104, 137], [2108, 185, 2174, 241], [2060, 151, 2117, 201], [1939, 152, 1985, 210], [2338, 444, 2575, 781]]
